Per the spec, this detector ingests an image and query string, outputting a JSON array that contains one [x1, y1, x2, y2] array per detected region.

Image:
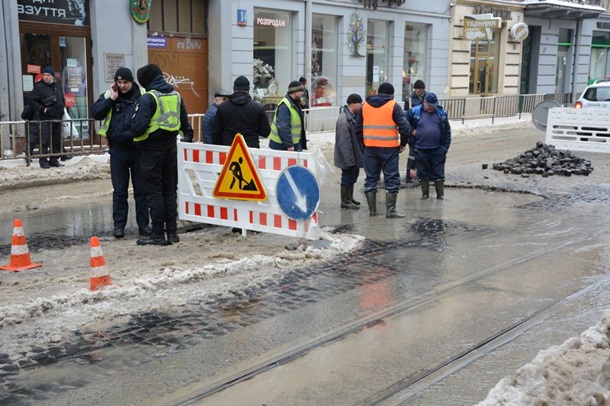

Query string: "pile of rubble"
[[492, 142, 593, 177]]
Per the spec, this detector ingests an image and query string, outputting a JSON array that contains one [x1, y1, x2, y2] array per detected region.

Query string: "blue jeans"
[[414, 146, 447, 181], [363, 147, 401, 194], [340, 166, 360, 188]]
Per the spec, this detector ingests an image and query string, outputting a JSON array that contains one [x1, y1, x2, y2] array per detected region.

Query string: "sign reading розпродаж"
[[17, 0, 88, 26]]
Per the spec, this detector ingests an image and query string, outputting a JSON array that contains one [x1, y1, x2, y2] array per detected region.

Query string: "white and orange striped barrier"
[[177, 138, 331, 240], [1, 218, 41, 272], [89, 236, 112, 291]]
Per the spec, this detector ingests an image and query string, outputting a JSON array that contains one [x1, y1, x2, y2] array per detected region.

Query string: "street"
[[1, 120, 610, 405]]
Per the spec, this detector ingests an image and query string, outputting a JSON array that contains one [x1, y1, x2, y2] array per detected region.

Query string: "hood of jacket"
[[144, 76, 175, 93], [365, 93, 395, 108], [229, 91, 253, 106]]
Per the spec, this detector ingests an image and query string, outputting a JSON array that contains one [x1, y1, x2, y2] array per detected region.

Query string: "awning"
[[523, 1, 604, 20]]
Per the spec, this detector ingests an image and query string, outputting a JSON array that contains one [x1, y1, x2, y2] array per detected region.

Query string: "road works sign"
[[212, 133, 267, 201]]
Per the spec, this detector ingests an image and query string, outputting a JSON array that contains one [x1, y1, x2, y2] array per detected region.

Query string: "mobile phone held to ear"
[[112, 82, 118, 91]]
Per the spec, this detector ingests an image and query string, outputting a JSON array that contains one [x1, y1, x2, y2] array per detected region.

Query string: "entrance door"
[[470, 40, 491, 95]]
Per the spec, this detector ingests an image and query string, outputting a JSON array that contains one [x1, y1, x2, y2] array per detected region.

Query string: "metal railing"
[[0, 93, 574, 163]]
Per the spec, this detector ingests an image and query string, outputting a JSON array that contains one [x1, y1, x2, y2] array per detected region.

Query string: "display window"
[[590, 31, 610, 84], [253, 8, 292, 106], [311, 14, 338, 107], [469, 31, 500, 95], [366, 20, 389, 96], [403, 23, 428, 101]]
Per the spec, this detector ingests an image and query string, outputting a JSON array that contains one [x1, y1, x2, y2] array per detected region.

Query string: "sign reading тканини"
[[463, 14, 502, 41]]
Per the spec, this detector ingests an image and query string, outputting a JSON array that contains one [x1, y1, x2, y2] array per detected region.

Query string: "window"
[[311, 14, 338, 107], [469, 31, 500, 95], [366, 20, 389, 96], [148, 0, 206, 34], [403, 23, 428, 101], [590, 31, 609, 84], [253, 9, 292, 100]]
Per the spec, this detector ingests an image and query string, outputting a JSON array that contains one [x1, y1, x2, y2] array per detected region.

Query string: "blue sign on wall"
[[276, 166, 320, 221], [237, 9, 247, 27]]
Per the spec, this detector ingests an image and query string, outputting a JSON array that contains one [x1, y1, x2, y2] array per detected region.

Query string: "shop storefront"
[[590, 22, 610, 84], [18, 0, 92, 137]]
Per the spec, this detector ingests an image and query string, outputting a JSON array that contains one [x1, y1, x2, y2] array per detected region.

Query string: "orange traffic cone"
[[1, 218, 41, 272], [89, 236, 112, 291]]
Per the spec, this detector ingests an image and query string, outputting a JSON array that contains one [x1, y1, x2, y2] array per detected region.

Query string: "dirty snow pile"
[[477, 312, 610, 406]]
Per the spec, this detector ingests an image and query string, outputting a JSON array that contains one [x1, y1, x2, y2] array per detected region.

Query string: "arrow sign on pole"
[[276, 166, 320, 221]]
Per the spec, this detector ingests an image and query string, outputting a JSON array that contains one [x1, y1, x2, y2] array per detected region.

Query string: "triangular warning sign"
[[212, 133, 267, 201]]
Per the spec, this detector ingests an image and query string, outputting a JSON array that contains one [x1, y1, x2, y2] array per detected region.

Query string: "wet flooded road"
[[2, 180, 610, 405]]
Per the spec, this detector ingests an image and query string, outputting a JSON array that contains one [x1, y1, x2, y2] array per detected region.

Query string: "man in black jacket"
[[212, 75, 270, 148], [92, 67, 150, 239], [30, 66, 65, 168], [131, 64, 193, 246]]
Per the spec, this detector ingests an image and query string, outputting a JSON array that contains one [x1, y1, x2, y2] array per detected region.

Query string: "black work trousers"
[[39, 121, 62, 164], [139, 147, 178, 235], [109, 145, 149, 230]]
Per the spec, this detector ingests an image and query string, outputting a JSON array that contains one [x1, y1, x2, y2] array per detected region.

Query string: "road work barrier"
[[1, 218, 41, 272], [546, 108, 610, 153], [177, 136, 332, 240]]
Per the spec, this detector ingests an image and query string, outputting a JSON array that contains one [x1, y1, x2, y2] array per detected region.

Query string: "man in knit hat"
[[355, 82, 411, 218], [131, 63, 193, 246], [202, 89, 230, 144], [403, 79, 428, 183], [29, 65, 65, 168], [334, 93, 363, 210], [212, 75, 270, 148], [92, 67, 149, 239], [269, 80, 306, 151]]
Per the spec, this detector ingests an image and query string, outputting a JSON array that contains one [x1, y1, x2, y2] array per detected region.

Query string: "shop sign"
[[597, 22, 610, 29], [131, 0, 151, 24], [358, 0, 406, 10], [256, 17, 288, 28], [17, 0, 88, 26], [473, 6, 512, 21], [463, 14, 501, 41], [104, 53, 125, 82], [510, 23, 529, 42], [27, 64, 41, 74], [147, 36, 167, 49]]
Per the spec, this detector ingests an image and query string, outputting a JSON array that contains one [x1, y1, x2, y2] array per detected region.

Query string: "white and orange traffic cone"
[[1, 218, 41, 272], [89, 236, 112, 291]]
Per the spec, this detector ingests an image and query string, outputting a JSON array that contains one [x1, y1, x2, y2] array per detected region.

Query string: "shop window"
[[469, 31, 500, 95], [311, 14, 338, 107], [590, 31, 610, 84], [148, 0, 207, 34], [366, 20, 389, 96], [253, 9, 292, 102], [403, 23, 428, 101], [556, 29, 572, 95]]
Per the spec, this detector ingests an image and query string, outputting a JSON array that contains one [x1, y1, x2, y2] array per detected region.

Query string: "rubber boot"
[[365, 191, 377, 217], [341, 188, 359, 209], [349, 186, 361, 206], [386, 193, 405, 218], [421, 180, 430, 199], [435, 180, 444, 200], [167, 230, 180, 244]]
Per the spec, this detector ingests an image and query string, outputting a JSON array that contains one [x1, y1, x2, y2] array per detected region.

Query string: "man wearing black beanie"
[[131, 63, 194, 246], [212, 75, 270, 148], [92, 67, 149, 240], [355, 82, 411, 218]]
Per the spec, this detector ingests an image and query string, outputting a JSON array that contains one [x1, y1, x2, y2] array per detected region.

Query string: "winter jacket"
[[202, 102, 219, 144], [131, 75, 193, 150], [406, 104, 451, 151], [30, 80, 65, 120], [22, 92, 41, 144], [91, 85, 142, 147], [403, 90, 427, 111], [355, 94, 410, 148], [212, 91, 270, 148], [269, 95, 305, 151], [334, 106, 363, 169]]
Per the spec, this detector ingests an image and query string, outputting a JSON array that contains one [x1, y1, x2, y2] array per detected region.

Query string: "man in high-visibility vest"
[[269, 81, 306, 151], [131, 63, 193, 246], [355, 83, 411, 218], [92, 67, 150, 240]]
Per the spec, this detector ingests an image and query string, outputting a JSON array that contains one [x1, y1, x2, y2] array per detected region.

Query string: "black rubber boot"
[[386, 193, 405, 218], [113, 226, 125, 239], [341, 188, 359, 210], [365, 191, 377, 217], [421, 180, 429, 199], [435, 180, 444, 200], [137, 231, 168, 246], [138, 226, 152, 237], [349, 186, 361, 206]]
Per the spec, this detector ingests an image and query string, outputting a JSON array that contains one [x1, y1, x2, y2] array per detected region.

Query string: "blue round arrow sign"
[[276, 166, 320, 221]]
